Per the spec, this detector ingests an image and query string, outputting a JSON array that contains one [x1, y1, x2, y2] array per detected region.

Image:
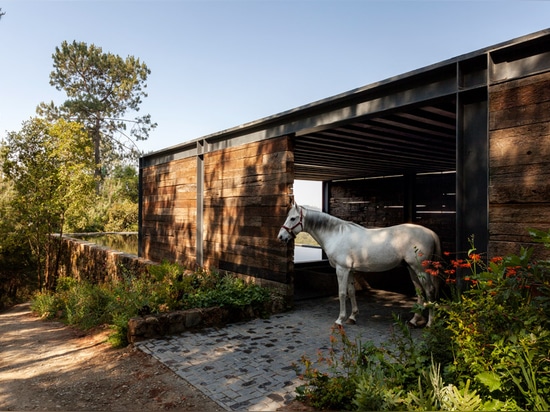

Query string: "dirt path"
[[0, 303, 223, 411]]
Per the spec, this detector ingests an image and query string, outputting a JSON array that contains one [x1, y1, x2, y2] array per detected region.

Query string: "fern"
[[440, 380, 482, 411]]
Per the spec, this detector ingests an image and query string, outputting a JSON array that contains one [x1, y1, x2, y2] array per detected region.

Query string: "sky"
[[1, 0, 550, 207]]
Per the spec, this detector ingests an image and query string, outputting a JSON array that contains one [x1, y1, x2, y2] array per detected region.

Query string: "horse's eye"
[[290, 217, 296, 221]]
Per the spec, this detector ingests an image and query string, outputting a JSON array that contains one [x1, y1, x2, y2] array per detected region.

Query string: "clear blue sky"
[[1, 1, 549, 206]]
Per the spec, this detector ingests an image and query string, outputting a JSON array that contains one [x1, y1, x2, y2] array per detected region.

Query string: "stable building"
[[139, 29, 550, 299]]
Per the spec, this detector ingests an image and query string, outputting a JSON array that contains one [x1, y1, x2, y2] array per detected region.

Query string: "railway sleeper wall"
[[203, 136, 294, 286], [140, 136, 294, 295], [141, 156, 198, 264], [489, 70, 550, 259]]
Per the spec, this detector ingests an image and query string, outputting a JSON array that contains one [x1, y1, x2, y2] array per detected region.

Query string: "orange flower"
[[469, 253, 482, 262], [490, 256, 503, 264], [444, 251, 451, 256]]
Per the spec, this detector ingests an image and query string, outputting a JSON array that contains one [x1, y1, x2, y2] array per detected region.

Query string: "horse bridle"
[[280, 206, 304, 239]]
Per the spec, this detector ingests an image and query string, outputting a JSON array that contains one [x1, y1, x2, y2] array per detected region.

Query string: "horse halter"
[[281, 206, 304, 239]]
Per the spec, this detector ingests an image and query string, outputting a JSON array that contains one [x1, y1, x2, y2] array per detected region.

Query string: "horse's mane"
[[302, 206, 356, 232]]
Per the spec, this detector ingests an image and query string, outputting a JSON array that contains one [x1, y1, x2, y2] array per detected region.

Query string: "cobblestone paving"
[[136, 290, 417, 411]]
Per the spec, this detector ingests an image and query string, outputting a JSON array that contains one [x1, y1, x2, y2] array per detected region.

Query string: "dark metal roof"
[[141, 28, 550, 182], [294, 99, 457, 180]]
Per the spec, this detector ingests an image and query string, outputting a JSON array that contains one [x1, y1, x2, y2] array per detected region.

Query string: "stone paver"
[[136, 290, 417, 411]]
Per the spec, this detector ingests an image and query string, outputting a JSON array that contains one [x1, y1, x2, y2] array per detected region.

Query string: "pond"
[[75, 232, 138, 255], [72, 232, 322, 263]]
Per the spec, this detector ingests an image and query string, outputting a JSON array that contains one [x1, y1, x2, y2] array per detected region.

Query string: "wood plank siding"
[[141, 156, 198, 264], [140, 136, 294, 286], [203, 136, 294, 284], [489, 71, 550, 258]]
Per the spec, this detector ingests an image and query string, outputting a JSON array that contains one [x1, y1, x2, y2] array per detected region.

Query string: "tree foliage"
[[75, 165, 140, 232], [1, 118, 95, 290], [37, 40, 156, 183]]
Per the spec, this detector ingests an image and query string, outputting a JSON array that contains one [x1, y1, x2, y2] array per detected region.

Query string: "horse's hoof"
[[407, 321, 419, 329], [345, 318, 356, 325]]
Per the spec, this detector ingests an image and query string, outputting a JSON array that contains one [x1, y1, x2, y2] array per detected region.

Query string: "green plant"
[[423, 233, 550, 409], [30, 264, 273, 348], [293, 231, 550, 410], [63, 282, 111, 329], [294, 321, 431, 411], [294, 326, 361, 410], [31, 291, 62, 319]]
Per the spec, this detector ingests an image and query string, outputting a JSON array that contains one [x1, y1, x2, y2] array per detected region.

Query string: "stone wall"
[[49, 235, 156, 284], [127, 302, 279, 343]]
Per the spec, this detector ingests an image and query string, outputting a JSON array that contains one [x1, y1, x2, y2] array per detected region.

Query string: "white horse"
[[278, 204, 441, 327]]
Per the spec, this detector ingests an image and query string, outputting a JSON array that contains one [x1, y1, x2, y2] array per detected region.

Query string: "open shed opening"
[[290, 97, 458, 299]]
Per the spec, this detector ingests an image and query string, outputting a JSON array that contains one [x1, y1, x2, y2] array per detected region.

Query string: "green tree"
[[38, 40, 156, 186], [0, 169, 35, 307], [77, 164, 139, 232], [1, 118, 95, 290]]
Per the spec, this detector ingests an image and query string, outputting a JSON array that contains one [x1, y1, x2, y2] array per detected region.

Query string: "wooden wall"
[[328, 173, 456, 253], [489, 71, 550, 258], [140, 136, 294, 289], [329, 176, 405, 227], [140, 156, 198, 265], [203, 136, 294, 284]]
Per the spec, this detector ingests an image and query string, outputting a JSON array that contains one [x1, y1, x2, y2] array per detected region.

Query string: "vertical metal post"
[[456, 89, 489, 256], [322, 181, 331, 213], [403, 172, 416, 223], [138, 157, 144, 258], [196, 141, 205, 266]]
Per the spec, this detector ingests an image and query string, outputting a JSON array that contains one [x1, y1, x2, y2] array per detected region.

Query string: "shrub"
[[425, 236, 550, 409], [31, 263, 273, 348], [294, 231, 550, 410]]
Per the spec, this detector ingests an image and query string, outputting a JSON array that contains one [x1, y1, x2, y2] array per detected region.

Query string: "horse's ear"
[[288, 195, 295, 209]]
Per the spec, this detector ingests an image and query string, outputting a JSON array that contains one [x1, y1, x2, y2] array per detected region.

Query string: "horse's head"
[[277, 203, 304, 243]]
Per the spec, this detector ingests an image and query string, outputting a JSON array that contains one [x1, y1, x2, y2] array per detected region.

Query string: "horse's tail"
[[431, 230, 443, 299]]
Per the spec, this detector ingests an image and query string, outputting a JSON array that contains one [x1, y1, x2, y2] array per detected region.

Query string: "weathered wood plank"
[[489, 71, 550, 112], [489, 204, 550, 224], [490, 125, 550, 167], [490, 176, 550, 203], [490, 100, 550, 131]]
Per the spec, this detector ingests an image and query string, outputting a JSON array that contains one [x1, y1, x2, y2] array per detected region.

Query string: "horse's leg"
[[407, 264, 438, 327], [345, 271, 358, 325], [406, 267, 426, 327], [419, 267, 438, 328], [335, 266, 350, 325]]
